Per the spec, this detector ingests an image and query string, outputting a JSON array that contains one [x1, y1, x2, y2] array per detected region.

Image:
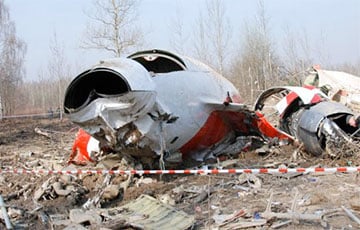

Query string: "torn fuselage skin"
[[63, 58, 164, 165], [255, 86, 359, 156], [64, 50, 268, 167]]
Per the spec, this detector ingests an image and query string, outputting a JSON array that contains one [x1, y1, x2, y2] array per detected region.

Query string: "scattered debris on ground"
[[0, 118, 359, 229]]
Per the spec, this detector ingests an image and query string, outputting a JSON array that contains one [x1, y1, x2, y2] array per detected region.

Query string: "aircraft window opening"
[[133, 56, 184, 74], [128, 50, 187, 74]]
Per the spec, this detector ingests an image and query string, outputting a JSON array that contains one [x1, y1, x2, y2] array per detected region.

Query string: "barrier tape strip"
[[0, 167, 359, 176]]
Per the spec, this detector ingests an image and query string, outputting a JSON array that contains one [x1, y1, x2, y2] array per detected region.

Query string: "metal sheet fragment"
[[120, 194, 195, 230]]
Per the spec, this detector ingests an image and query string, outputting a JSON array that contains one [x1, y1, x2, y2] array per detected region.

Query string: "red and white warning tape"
[[0, 167, 359, 176]]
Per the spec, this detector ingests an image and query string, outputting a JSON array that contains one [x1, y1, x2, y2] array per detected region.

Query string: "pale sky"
[[5, 0, 360, 81]]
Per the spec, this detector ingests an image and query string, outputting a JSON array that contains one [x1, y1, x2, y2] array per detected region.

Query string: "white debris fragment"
[[52, 182, 72, 196], [159, 194, 176, 206], [69, 209, 102, 225], [102, 184, 121, 200]]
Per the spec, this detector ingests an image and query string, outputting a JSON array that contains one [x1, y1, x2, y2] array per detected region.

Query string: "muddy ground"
[[0, 117, 359, 229]]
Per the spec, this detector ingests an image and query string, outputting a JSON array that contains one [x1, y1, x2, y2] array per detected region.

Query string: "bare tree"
[[281, 26, 315, 85], [206, 0, 232, 75], [193, 11, 211, 65], [0, 0, 26, 116], [48, 33, 72, 119], [281, 26, 334, 86], [81, 0, 143, 57], [192, 0, 232, 75], [229, 0, 280, 103], [168, 3, 189, 54], [16, 33, 73, 116]]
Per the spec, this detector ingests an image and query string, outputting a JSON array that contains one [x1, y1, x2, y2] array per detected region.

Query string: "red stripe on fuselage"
[[180, 111, 230, 156], [255, 111, 293, 140], [285, 91, 298, 106], [179, 110, 293, 157], [179, 110, 256, 156]]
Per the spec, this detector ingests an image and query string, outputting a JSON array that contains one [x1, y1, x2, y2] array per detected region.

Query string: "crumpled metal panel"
[[121, 195, 195, 230], [254, 86, 327, 111], [309, 101, 351, 117], [68, 91, 156, 133], [297, 101, 354, 155], [254, 86, 356, 156], [298, 109, 326, 134], [305, 68, 360, 112], [297, 127, 324, 156], [65, 88, 160, 155], [298, 101, 353, 133]]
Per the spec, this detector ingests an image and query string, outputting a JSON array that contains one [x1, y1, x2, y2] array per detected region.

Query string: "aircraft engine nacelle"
[[255, 87, 358, 156], [64, 58, 157, 147]]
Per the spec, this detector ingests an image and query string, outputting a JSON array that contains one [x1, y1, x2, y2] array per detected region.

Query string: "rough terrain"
[[0, 117, 359, 229]]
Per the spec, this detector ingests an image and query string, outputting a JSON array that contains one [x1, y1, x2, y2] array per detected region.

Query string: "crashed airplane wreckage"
[[63, 49, 359, 167]]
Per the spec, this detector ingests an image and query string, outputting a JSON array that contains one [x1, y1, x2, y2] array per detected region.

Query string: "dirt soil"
[[0, 118, 359, 229]]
